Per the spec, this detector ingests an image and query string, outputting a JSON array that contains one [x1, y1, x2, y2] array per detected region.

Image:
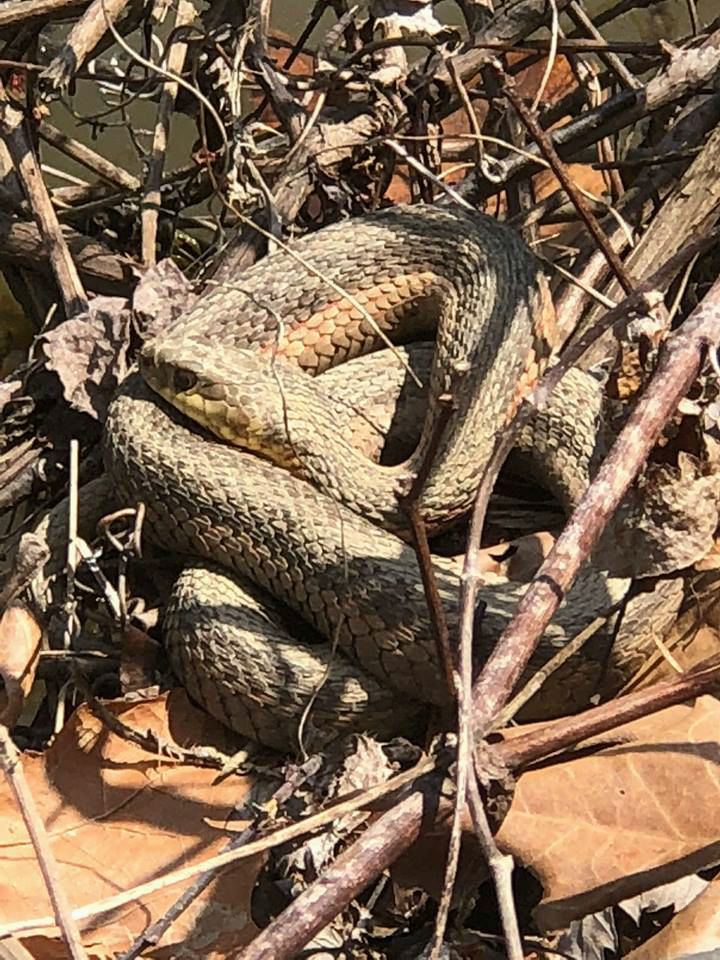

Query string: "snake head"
[[138, 340, 307, 472]]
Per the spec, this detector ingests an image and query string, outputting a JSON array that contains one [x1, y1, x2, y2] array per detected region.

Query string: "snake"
[[101, 204, 681, 752]]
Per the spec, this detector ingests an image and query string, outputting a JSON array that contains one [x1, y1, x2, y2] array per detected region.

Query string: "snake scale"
[[102, 205, 672, 751]]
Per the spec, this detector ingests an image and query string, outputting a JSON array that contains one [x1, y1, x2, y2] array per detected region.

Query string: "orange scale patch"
[[298, 347, 320, 368], [370, 295, 394, 312], [285, 340, 305, 358], [505, 351, 543, 423], [533, 275, 559, 353], [317, 318, 337, 336], [408, 273, 427, 290], [331, 327, 351, 349], [345, 320, 363, 342]]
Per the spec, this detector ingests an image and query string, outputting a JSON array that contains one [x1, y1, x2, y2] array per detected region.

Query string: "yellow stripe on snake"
[[102, 205, 688, 751]]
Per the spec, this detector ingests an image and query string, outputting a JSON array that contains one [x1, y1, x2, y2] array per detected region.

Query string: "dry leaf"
[[623, 874, 720, 959], [41, 298, 132, 420], [477, 532, 555, 581], [132, 259, 198, 341], [0, 604, 42, 726], [0, 693, 259, 958], [603, 455, 720, 577], [496, 697, 720, 930], [554, 909, 618, 960]]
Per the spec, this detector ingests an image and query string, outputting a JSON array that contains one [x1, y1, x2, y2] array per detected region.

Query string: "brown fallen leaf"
[[623, 874, 720, 959], [476, 532, 555, 581], [0, 692, 259, 958], [496, 696, 720, 931], [0, 604, 42, 726]]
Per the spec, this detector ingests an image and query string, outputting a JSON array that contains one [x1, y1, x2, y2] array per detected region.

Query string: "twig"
[[0, 756, 438, 939], [141, 0, 195, 266], [0, 726, 89, 959], [530, 0, 559, 111], [38, 121, 141, 191], [341, 33, 661, 69], [247, 0, 306, 141], [250, 3, 327, 122], [57, 440, 80, 734], [39, 0, 134, 91], [398, 377, 463, 955], [446, 59, 503, 184], [115, 756, 324, 960], [566, 0, 642, 90], [400, 392, 457, 698], [493, 615, 608, 728], [385, 139, 474, 209], [0, 0, 89, 28], [497, 657, 720, 770], [0, 79, 87, 316], [78, 681, 232, 769], [471, 272, 720, 735], [490, 61, 636, 297], [466, 767, 522, 959]]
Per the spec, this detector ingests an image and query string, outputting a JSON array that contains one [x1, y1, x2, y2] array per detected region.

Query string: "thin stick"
[[491, 61, 635, 297], [0, 726, 89, 959], [566, 0, 642, 90], [530, 0, 559, 112], [0, 756, 437, 939], [141, 0, 195, 267], [471, 273, 720, 735], [38, 122, 141, 191], [446, 59, 503, 184], [466, 767, 522, 959], [385, 138, 474, 210], [498, 658, 720, 771], [401, 393, 457, 697], [0, 80, 87, 316], [493, 616, 608, 728], [115, 757, 325, 960]]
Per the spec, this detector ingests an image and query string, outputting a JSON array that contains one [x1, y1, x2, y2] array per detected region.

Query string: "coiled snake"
[[103, 205, 674, 751]]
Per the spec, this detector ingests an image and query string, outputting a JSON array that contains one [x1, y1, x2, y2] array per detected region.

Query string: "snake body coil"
[[104, 206, 635, 751]]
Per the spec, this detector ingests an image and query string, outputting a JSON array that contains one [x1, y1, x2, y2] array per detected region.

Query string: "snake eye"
[[174, 368, 198, 394]]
